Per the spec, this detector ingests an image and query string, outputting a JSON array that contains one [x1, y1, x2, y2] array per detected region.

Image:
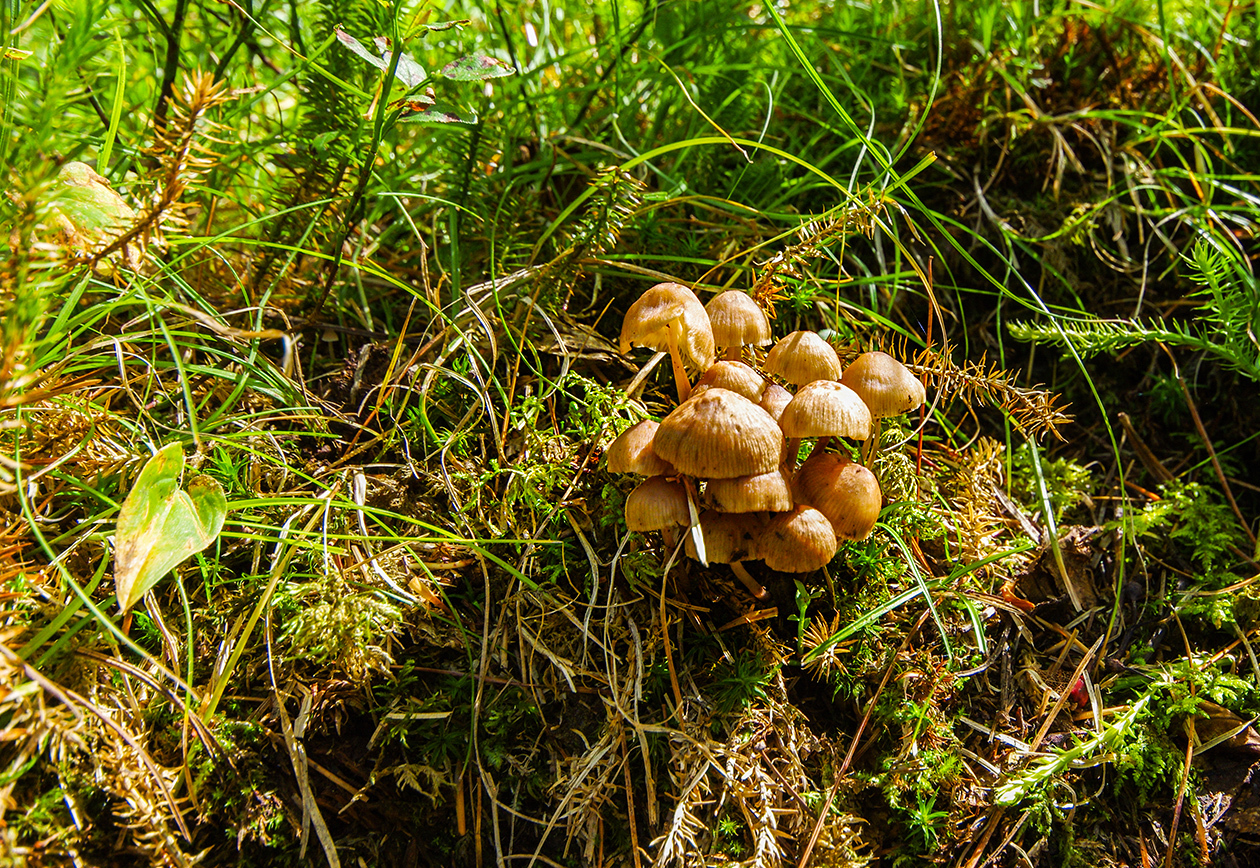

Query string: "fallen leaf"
[[114, 444, 226, 613]]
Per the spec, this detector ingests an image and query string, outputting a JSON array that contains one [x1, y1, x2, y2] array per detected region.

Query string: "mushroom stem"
[[806, 436, 834, 463], [785, 437, 802, 471], [662, 525, 680, 554], [722, 346, 741, 362], [730, 561, 769, 600], [666, 320, 692, 404], [861, 418, 882, 468]]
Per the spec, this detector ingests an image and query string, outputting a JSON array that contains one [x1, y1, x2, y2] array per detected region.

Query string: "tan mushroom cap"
[[705, 291, 772, 352], [765, 331, 842, 385], [619, 282, 716, 371], [761, 506, 837, 572], [693, 360, 766, 401], [684, 510, 764, 563], [792, 453, 882, 540], [758, 382, 793, 422], [840, 351, 926, 417], [704, 467, 794, 513], [653, 388, 784, 479], [625, 476, 689, 531], [779, 381, 873, 440], [607, 420, 674, 476]]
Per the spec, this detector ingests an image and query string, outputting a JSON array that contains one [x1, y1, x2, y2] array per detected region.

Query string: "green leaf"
[[415, 19, 469, 34], [113, 444, 227, 614], [396, 103, 478, 124], [335, 27, 427, 87], [49, 161, 136, 251], [439, 54, 513, 81], [335, 27, 388, 72]]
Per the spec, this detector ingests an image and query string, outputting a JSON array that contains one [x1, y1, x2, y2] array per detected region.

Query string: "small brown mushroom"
[[684, 510, 769, 599], [704, 467, 794, 513], [620, 282, 716, 403], [705, 290, 772, 361], [693, 360, 767, 402], [625, 475, 690, 553], [765, 331, 842, 386], [607, 420, 674, 476], [761, 506, 838, 572], [840, 351, 926, 418], [778, 380, 872, 468], [758, 382, 793, 423], [840, 351, 926, 465], [792, 453, 882, 540], [653, 388, 783, 480]]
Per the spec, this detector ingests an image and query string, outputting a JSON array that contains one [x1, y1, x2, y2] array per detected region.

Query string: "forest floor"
[[2, 1, 1260, 866]]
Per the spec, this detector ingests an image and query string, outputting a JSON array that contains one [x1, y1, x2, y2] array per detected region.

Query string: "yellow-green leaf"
[[114, 444, 227, 614], [49, 161, 137, 253]]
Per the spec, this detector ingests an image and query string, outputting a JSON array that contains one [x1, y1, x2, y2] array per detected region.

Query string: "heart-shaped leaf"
[[114, 444, 227, 614], [439, 54, 514, 81]]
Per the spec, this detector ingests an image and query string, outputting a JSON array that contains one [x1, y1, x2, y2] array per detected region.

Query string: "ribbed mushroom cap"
[[704, 467, 794, 513], [654, 388, 783, 479], [840, 351, 926, 417], [705, 291, 772, 351], [694, 360, 766, 401], [684, 510, 764, 563], [625, 476, 689, 531], [791, 453, 882, 540], [758, 382, 793, 422], [761, 506, 837, 572], [765, 331, 842, 385], [619, 282, 716, 371], [779, 381, 873, 440], [607, 420, 674, 476]]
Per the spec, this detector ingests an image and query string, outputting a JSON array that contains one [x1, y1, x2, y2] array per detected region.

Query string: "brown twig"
[[1159, 344, 1257, 550]]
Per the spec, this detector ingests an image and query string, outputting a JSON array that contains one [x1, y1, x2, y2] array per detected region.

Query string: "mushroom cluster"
[[609, 282, 927, 598]]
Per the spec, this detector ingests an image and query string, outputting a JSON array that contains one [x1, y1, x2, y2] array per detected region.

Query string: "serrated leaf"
[[396, 103, 478, 124], [113, 444, 227, 614], [439, 54, 514, 81]]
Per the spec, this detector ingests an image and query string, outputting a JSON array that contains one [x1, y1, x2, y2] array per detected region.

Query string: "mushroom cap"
[[705, 291, 772, 350], [684, 510, 764, 563], [758, 382, 793, 422], [839, 351, 926, 417], [620, 282, 716, 371], [761, 506, 837, 572], [694, 360, 766, 401], [779, 381, 873, 440], [625, 476, 689, 531], [764, 331, 842, 385], [607, 420, 674, 476], [791, 453, 882, 540], [653, 388, 784, 479], [704, 467, 794, 513]]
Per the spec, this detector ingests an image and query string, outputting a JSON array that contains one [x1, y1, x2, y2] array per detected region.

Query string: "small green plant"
[[1009, 235, 1260, 382], [1009, 443, 1093, 524], [903, 792, 950, 852], [708, 651, 776, 718]]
